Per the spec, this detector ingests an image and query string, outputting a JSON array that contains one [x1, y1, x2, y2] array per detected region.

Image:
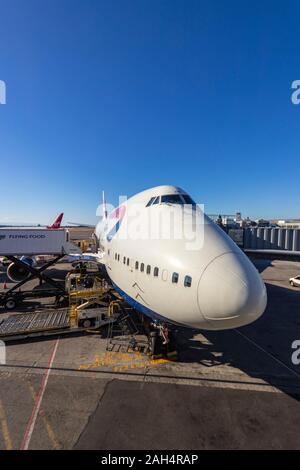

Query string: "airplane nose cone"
[[198, 252, 267, 330]]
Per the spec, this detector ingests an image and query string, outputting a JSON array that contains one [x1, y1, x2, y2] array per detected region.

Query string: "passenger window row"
[[113, 252, 192, 287]]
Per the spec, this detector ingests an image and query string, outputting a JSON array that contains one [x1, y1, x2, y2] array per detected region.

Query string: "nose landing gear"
[[149, 322, 177, 359]]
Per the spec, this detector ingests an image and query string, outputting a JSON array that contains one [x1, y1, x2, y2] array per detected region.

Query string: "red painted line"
[[20, 338, 60, 450]]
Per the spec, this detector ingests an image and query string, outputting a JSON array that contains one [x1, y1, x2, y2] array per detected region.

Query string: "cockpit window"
[[147, 194, 195, 206], [146, 197, 156, 207], [161, 194, 184, 204], [146, 196, 160, 206], [182, 195, 196, 205]]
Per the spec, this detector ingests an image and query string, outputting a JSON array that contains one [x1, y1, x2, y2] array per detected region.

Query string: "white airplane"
[[95, 185, 267, 331]]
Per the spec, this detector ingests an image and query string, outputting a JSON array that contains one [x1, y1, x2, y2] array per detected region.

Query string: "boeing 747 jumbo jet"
[[95, 186, 267, 331]]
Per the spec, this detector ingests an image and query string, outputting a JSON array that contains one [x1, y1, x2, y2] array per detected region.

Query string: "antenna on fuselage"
[[102, 190, 107, 221]]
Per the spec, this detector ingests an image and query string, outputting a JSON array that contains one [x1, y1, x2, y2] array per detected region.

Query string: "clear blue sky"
[[0, 0, 299, 224]]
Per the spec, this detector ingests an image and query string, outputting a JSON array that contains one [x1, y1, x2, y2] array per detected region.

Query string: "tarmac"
[[0, 258, 300, 449]]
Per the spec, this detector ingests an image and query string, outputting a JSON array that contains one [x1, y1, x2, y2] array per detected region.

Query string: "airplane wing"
[[67, 222, 95, 228]]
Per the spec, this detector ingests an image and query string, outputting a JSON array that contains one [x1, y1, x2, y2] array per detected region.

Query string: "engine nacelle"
[[7, 256, 36, 283]]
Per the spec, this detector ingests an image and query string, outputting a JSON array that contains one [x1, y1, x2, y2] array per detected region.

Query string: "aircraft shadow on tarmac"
[[176, 281, 300, 399]]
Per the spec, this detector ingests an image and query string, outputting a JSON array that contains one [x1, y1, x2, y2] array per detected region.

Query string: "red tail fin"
[[47, 212, 64, 229]]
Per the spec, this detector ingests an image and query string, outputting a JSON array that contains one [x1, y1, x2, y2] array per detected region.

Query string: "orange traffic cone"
[[3, 282, 8, 289]]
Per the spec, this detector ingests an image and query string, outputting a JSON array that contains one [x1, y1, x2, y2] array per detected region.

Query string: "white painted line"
[[20, 338, 60, 450]]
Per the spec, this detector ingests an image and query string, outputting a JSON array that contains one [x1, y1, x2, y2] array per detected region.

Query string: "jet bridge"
[[0, 227, 81, 310]]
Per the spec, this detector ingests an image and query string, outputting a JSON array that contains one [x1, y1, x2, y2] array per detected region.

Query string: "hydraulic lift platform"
[[0, 255, 67, 310]]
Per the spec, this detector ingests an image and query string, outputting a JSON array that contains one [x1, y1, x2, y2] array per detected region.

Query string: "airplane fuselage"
[[96, 186, 267, 330]]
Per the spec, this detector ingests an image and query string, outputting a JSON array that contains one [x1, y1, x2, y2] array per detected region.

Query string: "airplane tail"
[[102, 191, 107, 221], [47, 212, 64, 229]]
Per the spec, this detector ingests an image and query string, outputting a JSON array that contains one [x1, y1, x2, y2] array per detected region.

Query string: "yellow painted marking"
[[39, 410, 60, 450], [28, 384, 60, 450], [0, 400, 13, 450], [78, 351, 171, 372]]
